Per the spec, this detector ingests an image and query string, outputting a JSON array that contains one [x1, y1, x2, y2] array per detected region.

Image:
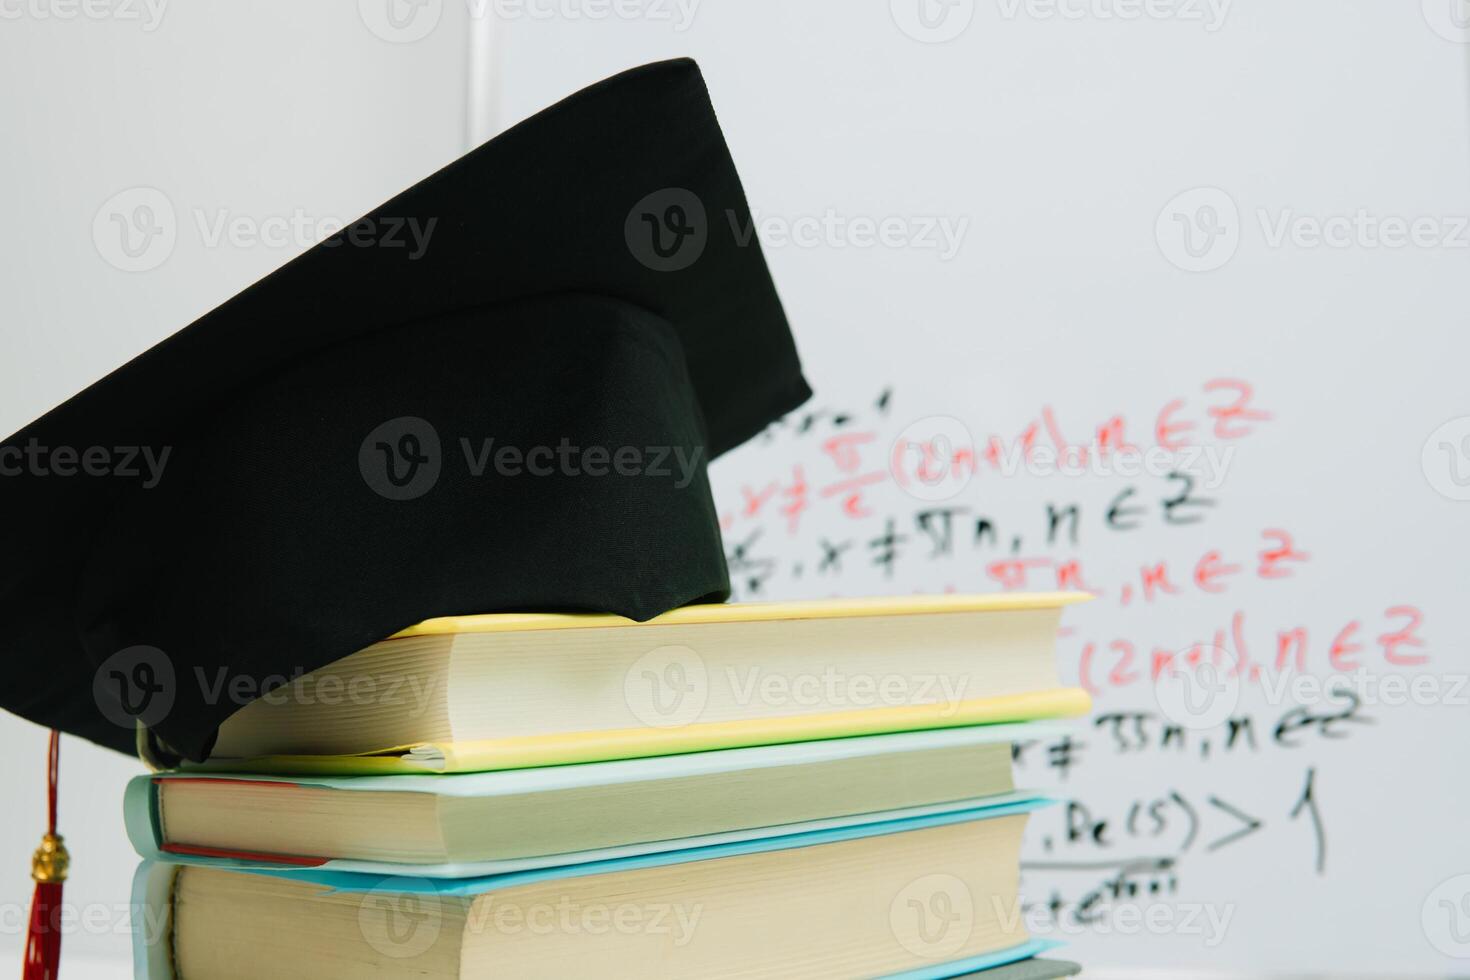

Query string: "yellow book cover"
[[185, 592, 1091, 775]]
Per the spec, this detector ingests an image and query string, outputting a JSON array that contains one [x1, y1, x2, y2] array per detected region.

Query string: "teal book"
[[132, 802, 1060, 979], [950, 958, 1081, 980], [126, 723, 1059, 878]]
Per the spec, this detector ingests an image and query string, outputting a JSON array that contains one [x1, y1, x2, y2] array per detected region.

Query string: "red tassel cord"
[[22, 730, 65, 980]]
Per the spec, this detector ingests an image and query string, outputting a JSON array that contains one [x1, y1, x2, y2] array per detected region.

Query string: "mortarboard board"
[[0, 58, 811, 763]]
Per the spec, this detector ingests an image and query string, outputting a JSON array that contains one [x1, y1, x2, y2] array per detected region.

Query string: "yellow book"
[[194, 592, 1090, 775]]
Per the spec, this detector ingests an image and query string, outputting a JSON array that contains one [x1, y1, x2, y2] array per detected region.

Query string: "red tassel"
[[21, 882, 62, 980], [22, 731, 65, 980]]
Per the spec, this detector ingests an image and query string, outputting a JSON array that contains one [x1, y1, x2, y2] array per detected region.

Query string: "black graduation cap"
[[0, 58, 811, 762]]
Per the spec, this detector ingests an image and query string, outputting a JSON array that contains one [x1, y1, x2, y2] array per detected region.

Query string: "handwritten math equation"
[[714, 376, 1438, 933]]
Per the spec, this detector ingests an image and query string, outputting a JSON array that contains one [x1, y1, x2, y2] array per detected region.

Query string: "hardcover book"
[[130, 724, 1055, 876], [132, 803, 1059, 979], [196, 593, 1089, 774]]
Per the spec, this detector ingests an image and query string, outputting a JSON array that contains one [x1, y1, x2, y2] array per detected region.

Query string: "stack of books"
[[128, 593, 1090, 979]]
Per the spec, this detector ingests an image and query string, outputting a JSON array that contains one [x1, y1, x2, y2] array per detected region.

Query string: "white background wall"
[[0, 3, 478, 972], [3, 1, 1469, 976]]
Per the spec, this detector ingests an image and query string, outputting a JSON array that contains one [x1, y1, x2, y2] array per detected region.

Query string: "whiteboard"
[[0, 2, 1464, 974], [495, 2, 1470, 973]]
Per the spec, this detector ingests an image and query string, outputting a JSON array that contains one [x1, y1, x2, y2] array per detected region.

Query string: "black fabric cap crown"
[[0, 59, 810, 760]]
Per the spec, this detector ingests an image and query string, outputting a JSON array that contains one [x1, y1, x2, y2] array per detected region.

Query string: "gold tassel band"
[[31, 833, 68, 885]]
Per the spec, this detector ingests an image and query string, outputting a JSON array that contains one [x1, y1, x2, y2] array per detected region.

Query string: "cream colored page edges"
[[171, 815, 1028, 979], [445, 607, 1063, 741]]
